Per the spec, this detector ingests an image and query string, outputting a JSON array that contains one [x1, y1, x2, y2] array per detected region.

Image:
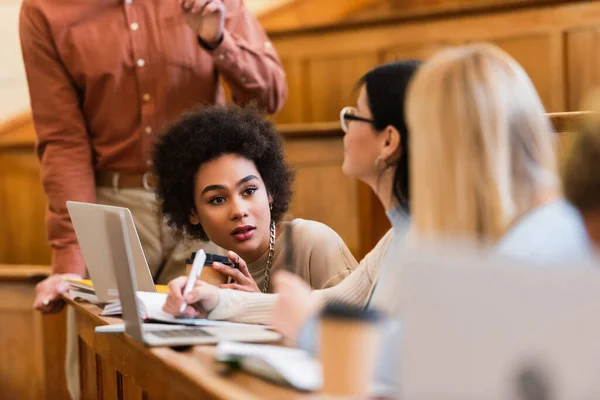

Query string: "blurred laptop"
[[399, 247, 600, 400], [66, 201, 155, 302], [107, 208, 281, 347]]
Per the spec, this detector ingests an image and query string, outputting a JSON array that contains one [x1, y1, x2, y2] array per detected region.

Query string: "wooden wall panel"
[[0, 150, 51, 264], [566, 27, 600, 111], [285, 137, 360, 256], [275, 58, 306, 124], [493, 34, 562, 111], [269, 1, 600, 125], [383, 42, 451, 62], [306, 53, 380, 122], [0, 114, 51, 265]]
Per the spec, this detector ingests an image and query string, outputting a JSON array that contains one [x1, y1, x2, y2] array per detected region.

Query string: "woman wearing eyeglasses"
[[163, 60, 421, 325]]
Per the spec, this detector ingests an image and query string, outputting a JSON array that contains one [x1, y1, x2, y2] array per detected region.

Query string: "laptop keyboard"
[[149, 328, 212, 338]]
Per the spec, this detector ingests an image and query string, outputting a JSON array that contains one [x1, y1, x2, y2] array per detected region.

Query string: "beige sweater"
[[208, 228, 395, 324], [247, 218, 357, 293]]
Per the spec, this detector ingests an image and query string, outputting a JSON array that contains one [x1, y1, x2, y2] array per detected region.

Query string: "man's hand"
[[33, 273, 82, 313], [180, 0, 226, 47]]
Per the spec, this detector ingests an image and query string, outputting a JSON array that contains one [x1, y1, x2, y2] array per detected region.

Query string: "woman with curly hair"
[[162, 60, 419, 323], [152, 105, 357, 295]]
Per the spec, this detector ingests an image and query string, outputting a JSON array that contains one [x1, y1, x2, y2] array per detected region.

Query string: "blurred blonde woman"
[[369, 43, 596, 398], [407, 43, 592, 261]]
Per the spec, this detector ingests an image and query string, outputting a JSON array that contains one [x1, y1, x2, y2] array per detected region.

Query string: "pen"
[[180, 249, 206, 314]]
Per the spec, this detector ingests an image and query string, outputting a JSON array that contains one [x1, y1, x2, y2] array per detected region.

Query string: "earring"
[[269, 203, 273, 211]]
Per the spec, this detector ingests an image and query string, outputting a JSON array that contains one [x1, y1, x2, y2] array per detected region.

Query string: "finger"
[[183, 285, 209, 304], [192, 0, 211, 14], [188, 306, 208, 319], [181, 305, 201, 318], [56, 281, 71, 295], [163, 297, 186, 316], [34, 297, 64, 313], [46, 300, 66, 314], [201, 0, 221, 16], [182, 0, 196, 10], [33, 297, 47, 311], [213, 263, 249, 284], [162, 300, 178, 316], [167, 277, 187, 298], [219, 283, 254, 292], [228, 251, 251, 278]]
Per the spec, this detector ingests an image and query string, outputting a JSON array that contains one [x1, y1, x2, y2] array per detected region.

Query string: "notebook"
[[216, 341, 322, 391]]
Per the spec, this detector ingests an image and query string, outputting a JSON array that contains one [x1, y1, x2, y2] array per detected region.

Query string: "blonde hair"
[[406, 44, 557, 243]]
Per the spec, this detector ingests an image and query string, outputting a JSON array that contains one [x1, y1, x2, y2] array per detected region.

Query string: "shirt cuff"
[[52, 245, 86, 276], [207, 30, 240, 70]]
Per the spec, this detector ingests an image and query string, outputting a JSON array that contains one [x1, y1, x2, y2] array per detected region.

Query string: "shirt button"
[[264, 41, 272, 50], [130, 22, 139, 31], [241, 77, 247, 83], [146, 160, 152, 167], [142, 93, 151, 102], [136, 58, 145, 67], [217, 54, 225, 61], [145, 126, 152, 135]]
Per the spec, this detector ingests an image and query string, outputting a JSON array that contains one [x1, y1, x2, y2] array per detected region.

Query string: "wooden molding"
[[0, 265, 51, 282], [277, 121, 342, 137], [548, 111, 599, 132], [0, 111, 36, 149], [259, 0, 381, 33], [261, 0, 578, 35]]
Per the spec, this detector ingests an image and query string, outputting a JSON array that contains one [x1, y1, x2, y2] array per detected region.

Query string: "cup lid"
[[320, 302, 384, 322], [187, 252, 234, 267]]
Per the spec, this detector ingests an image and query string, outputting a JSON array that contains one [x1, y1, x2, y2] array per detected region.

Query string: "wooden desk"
[[68, 299, 316, 400]]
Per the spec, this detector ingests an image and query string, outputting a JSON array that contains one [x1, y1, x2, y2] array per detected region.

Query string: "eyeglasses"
[[340, 106, 376, 133]]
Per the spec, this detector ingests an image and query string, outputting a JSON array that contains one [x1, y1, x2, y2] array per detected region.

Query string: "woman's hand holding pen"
[[214, 251, 261, 293], [163, 277, 219, 318]]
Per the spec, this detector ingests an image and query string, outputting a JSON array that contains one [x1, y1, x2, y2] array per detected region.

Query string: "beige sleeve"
[[207, 229, 395, 324], [311, 229, 395, 308], [207, 289, 277, 325], [293, 220, 359, 289]]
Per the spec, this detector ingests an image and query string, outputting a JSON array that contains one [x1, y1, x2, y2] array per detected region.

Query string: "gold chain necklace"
[[261, 221, 276, 293]]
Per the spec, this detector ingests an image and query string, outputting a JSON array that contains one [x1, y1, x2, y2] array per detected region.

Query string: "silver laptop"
[[66, 201, 155, 302], [107, 209, 281, 347], [399, 247, 600, 400]]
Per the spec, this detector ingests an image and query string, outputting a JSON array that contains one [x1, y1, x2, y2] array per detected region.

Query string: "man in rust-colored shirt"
[[21, 0, 287, 311]]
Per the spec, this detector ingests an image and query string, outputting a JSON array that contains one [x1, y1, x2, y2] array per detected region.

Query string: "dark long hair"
[[357, 60, 421, 213]]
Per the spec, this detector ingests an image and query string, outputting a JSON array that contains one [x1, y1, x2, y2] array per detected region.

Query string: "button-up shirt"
[[19, 0, 287, 274]]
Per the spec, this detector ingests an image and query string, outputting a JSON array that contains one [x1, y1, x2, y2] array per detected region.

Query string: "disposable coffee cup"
[[185, 252, 235, 286], [318, 302, 384, 397]]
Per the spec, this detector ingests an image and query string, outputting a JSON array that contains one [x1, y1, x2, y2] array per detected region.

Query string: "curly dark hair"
[[152, 105, 294, 241]]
